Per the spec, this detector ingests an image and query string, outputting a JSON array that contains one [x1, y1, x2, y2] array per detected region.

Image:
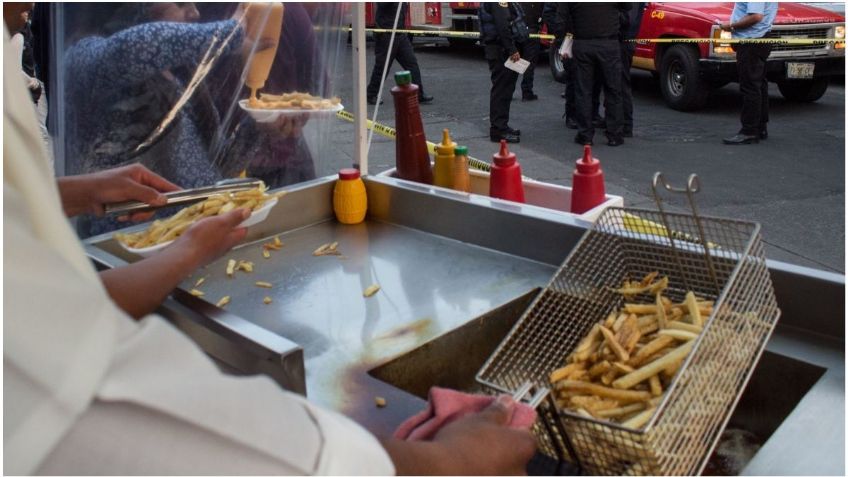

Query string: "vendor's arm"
[[720, 4, 765, 32], [99, 208, 250, 319], [56, 163, 179, 220], [381, 396, 536, 475]]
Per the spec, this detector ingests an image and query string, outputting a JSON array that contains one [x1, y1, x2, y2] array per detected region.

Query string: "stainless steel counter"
[[83, 175, 844, 475]]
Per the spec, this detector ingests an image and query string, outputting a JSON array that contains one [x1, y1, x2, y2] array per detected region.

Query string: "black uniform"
[[551, 3, 601, 129], [479, 2, 528, 142], [519, 2, 543, 100], [620, 3, 645, 136], [366, 3, 431, 103], [561, 3, 631, 146]]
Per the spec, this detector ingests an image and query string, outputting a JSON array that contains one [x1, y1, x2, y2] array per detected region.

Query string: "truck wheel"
[[777, 78, 829, 102], [659, 44, 709, 111], [549, 39, 566, 84]]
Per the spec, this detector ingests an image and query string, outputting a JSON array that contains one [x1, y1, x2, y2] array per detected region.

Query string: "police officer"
[[366, 2, 433, 105], [519, 2, 543, 101], [561, 3, 631, 147], [479, 2, 529, 143]]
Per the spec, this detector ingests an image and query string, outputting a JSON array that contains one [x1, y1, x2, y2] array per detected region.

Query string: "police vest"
[[478, 3, 529, 44]]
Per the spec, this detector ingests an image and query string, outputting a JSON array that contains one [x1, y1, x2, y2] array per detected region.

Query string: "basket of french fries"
[[476, 203, 780, 475]]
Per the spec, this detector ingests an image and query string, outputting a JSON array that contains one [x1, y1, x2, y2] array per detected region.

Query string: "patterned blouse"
[[63, 20, 250, 236]]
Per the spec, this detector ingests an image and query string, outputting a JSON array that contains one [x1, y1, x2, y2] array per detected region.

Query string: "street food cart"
[[50, 3, 845, 475]]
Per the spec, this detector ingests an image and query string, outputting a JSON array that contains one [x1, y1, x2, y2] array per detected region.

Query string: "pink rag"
[[393, 387, 537, 441]]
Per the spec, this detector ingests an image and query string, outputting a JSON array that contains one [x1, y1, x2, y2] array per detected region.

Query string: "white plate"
[[119, 198, 278, 258], [238, 100, 344, 123]]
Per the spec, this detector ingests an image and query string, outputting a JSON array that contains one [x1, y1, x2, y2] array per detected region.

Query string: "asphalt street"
[[320, 40, 845, 273]]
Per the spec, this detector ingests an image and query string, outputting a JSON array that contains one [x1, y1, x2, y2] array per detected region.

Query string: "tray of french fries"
[[114, 185, 285, 258], [476, 206, 780, 475], [239, 91, 343, 123]]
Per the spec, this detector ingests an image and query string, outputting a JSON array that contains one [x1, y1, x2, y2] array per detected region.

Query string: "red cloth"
[[393, 387, 537, 441]]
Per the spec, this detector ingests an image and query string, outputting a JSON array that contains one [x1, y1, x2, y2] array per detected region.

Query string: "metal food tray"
[[476, 174, 781, 475]]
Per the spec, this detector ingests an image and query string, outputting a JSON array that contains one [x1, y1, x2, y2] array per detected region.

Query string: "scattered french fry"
[[363, 284, 381, 297], [255, 281, 273, 288], [375, 396, 387, 407], [189, 289, 205, 297], [262, 249, 271, 259], [194, 277, 206, 287], [226, 259, 236, 277], [263, 296, 272, 304], [216, 296, 231, 307]]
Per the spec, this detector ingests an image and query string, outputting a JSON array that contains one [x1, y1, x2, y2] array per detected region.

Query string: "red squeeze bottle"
[[489, 140, 525, 203], [392, 70, 433, 184], [570, 145, 606, 214]]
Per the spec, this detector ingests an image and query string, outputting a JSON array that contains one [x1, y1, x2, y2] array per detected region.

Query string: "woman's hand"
[[57, 163, 180, 220], [259, 113, 310, 137]]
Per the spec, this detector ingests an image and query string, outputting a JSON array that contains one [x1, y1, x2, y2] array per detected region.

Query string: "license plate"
[[787, 62, 815, 79]]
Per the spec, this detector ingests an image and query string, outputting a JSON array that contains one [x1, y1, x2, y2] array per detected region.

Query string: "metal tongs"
[[105, 178, 264, 215]]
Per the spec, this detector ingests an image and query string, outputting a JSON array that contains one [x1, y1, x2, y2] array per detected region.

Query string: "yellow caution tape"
[[348, 27, 841, 44], [622, 213, 719, 249], [336, 109, 491, 172]]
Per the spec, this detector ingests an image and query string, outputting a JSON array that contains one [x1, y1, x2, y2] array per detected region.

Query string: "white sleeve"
[[39, 316, 396, 476]]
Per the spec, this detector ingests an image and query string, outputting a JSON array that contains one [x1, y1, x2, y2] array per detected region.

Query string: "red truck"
[[552, 2, 845, 111]]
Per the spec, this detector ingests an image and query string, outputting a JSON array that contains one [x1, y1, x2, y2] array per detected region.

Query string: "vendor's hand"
[[719, 22, 732, 31], [57, 163, 180, 220], [430, 395, 537, 475], [510, 51, 521, 62], [174, 208, 250, 270], [259, 113, 310, 137], [26, 77, 40, 90]]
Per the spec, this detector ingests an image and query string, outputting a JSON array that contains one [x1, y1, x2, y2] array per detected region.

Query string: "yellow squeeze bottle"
[[433, 129, 456, 189], [245, 3, 285, 106], [333, 168, 368, 224], [452, 145, 471, 193]]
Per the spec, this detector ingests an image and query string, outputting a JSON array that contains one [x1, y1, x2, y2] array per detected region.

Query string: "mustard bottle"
[[452, 145, 471, 193], [333, 168, 367, 224], [433, 128, 456, 189], [244, 3, 285, 106]]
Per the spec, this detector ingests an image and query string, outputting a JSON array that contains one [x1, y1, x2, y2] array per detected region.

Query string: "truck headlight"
[[713, 29, 734, 55], [835, 25, 845, 49]]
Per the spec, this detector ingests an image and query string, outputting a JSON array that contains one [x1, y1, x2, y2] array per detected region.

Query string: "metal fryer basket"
[[476, 175, 781, 475]]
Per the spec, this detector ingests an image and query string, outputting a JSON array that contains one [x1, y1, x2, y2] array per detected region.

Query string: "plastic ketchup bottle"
[[392, 71, 433, 184], [333, 168, 368, 224], [570, 145, 606, 214], [489, 140, 525, 203]]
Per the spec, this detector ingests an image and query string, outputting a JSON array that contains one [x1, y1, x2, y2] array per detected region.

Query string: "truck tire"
[[549, 39, 566, 84], [777, 78, 829, 102], [659, 44, 709, 111]]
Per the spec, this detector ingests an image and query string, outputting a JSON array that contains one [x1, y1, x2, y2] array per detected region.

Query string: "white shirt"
[[3, 28, 395, 476]]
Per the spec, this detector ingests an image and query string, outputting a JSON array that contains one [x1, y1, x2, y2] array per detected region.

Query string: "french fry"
[[649, 375, 663, 396], [216, 296, 230, 307], [363, 284, 381, 297], [685, 291, 702, 326], [263, 296, 272, 304], [189, 289, 204, 297], [226, 259, 236, 277], [615, 315, 642, 353], [658, 329, 699, 341], [588, 360, 612, 378], [571, 324, 602, 362], [595, 402, 646, 418], [255, 281, 273, 288], [556, 380, 652, 403], [656, 293, 668, 329], [550, 363, 586, 383], [612, 341, 695, 389], [621, 407, 656, 429], [623, 303, 659, 315], [666, 320, 703, 334], [599, 325, 630, 362]]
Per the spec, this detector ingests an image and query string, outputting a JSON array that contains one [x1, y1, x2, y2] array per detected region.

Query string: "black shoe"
[[722, 133, 759, 145], [367, 96, 383, 105], [507, 127, 521, 136], [592, 117, 607, 129], [418, 94, 434, 104], [623, 129, 633, 138], [607, 135, 624, 147], [574, 135, 593, 146], [491, 131, 520, 143], [522, 92, 539, 101], [759, 128, 768, 140], [565, 117, 578, 129]]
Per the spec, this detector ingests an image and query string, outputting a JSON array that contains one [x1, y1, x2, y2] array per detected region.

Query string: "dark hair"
[[64, 3, 149, 42]]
